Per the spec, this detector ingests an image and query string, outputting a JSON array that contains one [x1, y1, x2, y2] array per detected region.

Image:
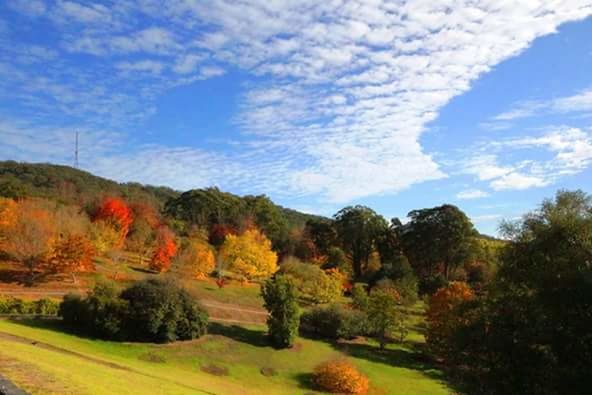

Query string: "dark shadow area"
[[207, 322, 270, 348], [0, 269, 51, 286], [292, 372, 315, 393], [129, 266, 155, 275]]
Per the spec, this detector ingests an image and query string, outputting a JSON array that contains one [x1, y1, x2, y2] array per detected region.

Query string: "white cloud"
[[490, 88, 592, 124], [8, 0, 46, 17], [3, 1, 592, 203], [471, 214, 502, 224], [490, 172, 548, 191], [116, 60, 164, 74], [457, 189, 490, 200], [460, 127, 592, 191], [173, 54, 206, 74]]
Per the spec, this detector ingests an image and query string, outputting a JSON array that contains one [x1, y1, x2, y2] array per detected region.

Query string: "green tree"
[[261, 275, 300, 348], [399, 204, 476, 280], [366, 288, 406, 349], [244, 195, 289, 251], [333, 206, 388, 279]]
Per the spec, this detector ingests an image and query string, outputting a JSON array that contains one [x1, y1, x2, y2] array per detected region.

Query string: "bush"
[[261, 275, 300, 348], [300, 304, 367, 340], [312, 359, 369, 394], [59, 279, 208, 343], [351, 283, 369, 311], [121, 279, 208, 343], [280, 259, 342, 304], [0, 296, 59, 315]]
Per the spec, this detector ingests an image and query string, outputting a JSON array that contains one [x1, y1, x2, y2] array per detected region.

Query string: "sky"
[[1, 1, 592, 236]]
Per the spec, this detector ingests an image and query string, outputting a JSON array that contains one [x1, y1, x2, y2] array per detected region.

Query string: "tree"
[[333, 206, 388, 279], [176, 234, 216, 279], [425, 281, 474, 355], [93, 197, 133, 247], [150, 226, 177, 273], [366, 287, 406, 349], [0, 200, 55, 281], [48, 234, 96, 276], [279, 258, 342, 304], [244, 195, 289, 251], [219, 228, 278, 280], [261, 275, 300, 348], [400, 204, 476, 281]]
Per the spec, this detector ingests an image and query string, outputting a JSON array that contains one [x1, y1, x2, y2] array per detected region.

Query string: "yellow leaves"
[[189, 238, 216, 279], [312, 359, 369, 394], [219, 228, 278, 280], [0, 197, 17, 229]]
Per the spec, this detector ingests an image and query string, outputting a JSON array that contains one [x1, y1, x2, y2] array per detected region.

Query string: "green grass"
[[0, 318, 451, 395]]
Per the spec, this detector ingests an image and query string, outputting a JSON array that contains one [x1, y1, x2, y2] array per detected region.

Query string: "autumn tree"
[[176, 232, 216, 279], [219, 228, 278, 280], [0, 199, 56, 282], [93, 197, 133, 247], [0, 197, 17, 248], [149, 226, 177, 273], [48, 234, 96, 277], [426, 281, 474, 354]]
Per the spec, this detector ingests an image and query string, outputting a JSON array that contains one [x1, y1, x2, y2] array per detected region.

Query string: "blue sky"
[[1, 1, 592, 235]]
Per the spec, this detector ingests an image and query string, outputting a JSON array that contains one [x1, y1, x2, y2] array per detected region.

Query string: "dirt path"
[[0, 373, 28, 395], [0, 331, 215, 395]]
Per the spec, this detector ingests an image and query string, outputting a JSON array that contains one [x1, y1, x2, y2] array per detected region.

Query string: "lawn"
[[0, 318, 451, 395]]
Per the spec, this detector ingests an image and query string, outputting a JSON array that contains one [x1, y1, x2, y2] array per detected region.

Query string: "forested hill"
[[0, 160, 323, 229]]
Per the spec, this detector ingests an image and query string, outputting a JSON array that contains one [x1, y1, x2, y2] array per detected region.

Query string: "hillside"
[[0, 160, 322, 229]]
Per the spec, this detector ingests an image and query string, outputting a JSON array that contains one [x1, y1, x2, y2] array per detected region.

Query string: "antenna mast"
[[74, 131, 79, 168]]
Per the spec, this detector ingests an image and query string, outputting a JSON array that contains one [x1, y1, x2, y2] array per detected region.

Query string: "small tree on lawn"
[[261, 275, 300, 348], [367, 287, 406, 349]]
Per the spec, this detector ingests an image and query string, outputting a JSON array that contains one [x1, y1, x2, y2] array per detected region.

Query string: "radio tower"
[[74, 131, 79, 168]]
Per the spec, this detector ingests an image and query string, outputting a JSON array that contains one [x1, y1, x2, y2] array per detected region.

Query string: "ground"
[[0, 256, 453, 394]]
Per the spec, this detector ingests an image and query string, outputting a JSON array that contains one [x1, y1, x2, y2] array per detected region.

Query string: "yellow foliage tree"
[[219, 228, 278, 280]]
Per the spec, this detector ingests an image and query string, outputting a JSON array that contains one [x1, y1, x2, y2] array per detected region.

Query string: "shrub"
[[300, 304, 367, 340], [351, 283, 369, 311], [312, 359, 369, 394], [0, 296, 59, 315], [121, 279, 208, 343], [261, 275, 300, 348], [59, 279, 208, 343]]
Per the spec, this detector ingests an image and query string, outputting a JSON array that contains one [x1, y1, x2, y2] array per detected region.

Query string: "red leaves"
[[150, 226, 177, 273], [93, 197, 133, 247]]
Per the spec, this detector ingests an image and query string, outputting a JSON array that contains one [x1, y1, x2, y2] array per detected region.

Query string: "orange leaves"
[[219, 228, 278, 280], [426, 281, 474, 351], [312, 359, 369, 394], [48, 234, 96, 273], [149, 226, 177, 273], [93, 197, 133, 247]]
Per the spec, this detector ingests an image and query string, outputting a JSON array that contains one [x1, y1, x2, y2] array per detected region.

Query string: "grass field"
[[0, 317, 452, 395]]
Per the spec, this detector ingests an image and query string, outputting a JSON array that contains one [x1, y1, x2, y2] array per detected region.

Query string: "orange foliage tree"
[[312, 359, 369, 394], [177, 235, 216, 279], [48, 234, 96, 275], [93, 197, 133, 247], [426, 281, 474, 353], [219, 228, 278, 280], [150, 226, 177, 273], [0, 198, 17, 248], [0, 199, 56, 281]]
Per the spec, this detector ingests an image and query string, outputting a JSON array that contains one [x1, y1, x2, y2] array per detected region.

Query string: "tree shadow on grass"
[[207, 322, 270, 348], [292, 372, 316, 393]]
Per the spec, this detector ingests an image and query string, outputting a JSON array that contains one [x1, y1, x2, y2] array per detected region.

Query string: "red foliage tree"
[[149, 227, 177, 273], [93, 197, 133, 247]]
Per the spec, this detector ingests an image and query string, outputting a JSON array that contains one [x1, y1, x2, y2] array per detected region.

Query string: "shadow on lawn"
[[207, 322, 270, 348]]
